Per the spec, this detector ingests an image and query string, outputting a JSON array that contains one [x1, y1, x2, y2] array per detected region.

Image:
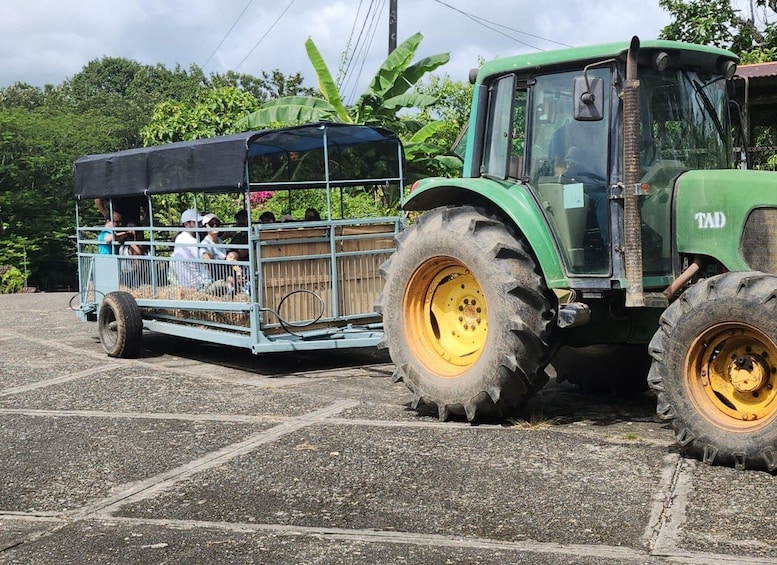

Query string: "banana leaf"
[[381, 92, 437, 111], [236, 96, 339, 129], [305, 38, 351, 123], [366, 32, 423, 98], [382, 52, 451, 101], [408, 121, 446, 143]]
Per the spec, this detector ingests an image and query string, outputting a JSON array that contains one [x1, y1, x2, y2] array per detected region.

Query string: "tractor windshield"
[[639, 68, 730, 172], [638, 68, 731, 277]]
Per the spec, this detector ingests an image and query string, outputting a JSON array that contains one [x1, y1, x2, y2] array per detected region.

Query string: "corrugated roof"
[[736, 61, 777, 79]]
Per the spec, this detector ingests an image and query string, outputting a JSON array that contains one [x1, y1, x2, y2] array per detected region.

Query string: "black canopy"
[[73, 122, 403, 199]]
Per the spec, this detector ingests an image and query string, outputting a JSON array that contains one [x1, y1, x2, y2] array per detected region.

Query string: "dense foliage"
[[659, 0, 777, 62], [0, 58, 311, 291]]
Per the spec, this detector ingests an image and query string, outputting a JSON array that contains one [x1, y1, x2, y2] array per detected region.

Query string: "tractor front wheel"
[[377, 206, 556, 421], [648, 272, 777, 471]]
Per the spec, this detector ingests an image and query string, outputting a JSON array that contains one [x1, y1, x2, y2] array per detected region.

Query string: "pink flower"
[[249, 191, 274, 205]]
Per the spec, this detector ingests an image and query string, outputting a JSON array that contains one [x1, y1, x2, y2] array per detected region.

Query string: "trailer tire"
[[98, 291, 143, 358], [377, 206, 556, 421], [648, 272, 777, 471]]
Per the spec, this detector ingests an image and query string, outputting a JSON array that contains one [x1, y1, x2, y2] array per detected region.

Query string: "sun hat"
[[201, 213, 219, 226], [180, 209, 202, 224]]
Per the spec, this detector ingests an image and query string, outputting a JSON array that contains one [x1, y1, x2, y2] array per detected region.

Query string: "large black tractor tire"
[[376, 206, 556, 421], [98, 291, 143, 358], [648, 272, 777, 472]]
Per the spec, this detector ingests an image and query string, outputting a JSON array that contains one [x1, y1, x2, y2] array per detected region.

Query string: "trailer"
[[73, 122, 404, 356]]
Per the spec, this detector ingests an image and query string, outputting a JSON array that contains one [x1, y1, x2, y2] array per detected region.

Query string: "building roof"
[[736, 61, 777, 79]]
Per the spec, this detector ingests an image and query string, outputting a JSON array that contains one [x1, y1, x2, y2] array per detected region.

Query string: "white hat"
[[201, 213, 219, 226], [180, 209, 202, 224]]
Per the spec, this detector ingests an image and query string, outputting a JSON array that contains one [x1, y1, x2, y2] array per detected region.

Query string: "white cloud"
[[0, 0, 673, 91]]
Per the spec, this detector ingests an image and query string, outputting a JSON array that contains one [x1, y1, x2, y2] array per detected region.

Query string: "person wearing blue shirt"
[[97, 211, 123, 254]]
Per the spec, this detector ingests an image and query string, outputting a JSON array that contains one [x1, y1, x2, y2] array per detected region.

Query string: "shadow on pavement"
[[139, 332, 392, 376]]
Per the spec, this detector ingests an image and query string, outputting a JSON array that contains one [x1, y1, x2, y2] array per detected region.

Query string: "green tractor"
[[378, 37, 777, 471]]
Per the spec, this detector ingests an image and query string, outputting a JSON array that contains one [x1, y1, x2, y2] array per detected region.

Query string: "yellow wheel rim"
[[404, 256, 488, 377], [685, 322, 777, 431]]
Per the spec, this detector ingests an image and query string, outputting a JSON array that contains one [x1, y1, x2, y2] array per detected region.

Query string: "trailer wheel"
[[377, 206, 556, 421], [648, 272, 777, 471], [98, 291, 143, 358]]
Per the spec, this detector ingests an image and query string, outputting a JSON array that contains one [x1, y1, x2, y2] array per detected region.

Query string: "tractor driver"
[[548, 118, 610, 244]]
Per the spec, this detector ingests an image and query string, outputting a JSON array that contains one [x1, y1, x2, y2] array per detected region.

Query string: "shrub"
[[0, 266, 25, 294]]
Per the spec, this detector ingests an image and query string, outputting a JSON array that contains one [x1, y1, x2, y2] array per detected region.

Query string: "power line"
[[337, 0, 366, 89], [345, 0, 386, 104], [431, 0, 573, 50], [235, 0, 296, 71], [340, 0, 378, 96], [202, 0, 256, 70]]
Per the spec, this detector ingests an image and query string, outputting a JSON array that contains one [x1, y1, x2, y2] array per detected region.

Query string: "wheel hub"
[[686, 323, 777, 429], [404, 257, 488, 377], [457, 298, 483, 332], [729, 354, 766, 393]]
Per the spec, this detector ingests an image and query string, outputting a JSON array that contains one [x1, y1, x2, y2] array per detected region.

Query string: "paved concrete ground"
[[0, 292, 775, 564]]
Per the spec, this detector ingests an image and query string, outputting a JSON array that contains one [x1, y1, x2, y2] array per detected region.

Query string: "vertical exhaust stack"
[[623, 36, 644, 307]]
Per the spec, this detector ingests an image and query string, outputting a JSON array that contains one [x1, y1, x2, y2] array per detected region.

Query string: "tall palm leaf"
[[304, 38, 351, 123], [235, 96, 338, 129]]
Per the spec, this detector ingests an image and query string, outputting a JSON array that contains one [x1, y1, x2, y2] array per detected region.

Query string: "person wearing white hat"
[[172, 208, 208, 289], [198, 213, 231, 295], [199, 213, 226, 262]]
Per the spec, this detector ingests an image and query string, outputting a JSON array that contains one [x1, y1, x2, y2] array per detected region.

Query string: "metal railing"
[[75, 218, 399, 340]]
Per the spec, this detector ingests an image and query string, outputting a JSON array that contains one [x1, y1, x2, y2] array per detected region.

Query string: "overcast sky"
[[2, 0, 674, 102]]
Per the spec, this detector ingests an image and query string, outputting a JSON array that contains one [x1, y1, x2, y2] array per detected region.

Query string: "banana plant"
[[236, 32, 449, 135], [403, 121, 463, 182]]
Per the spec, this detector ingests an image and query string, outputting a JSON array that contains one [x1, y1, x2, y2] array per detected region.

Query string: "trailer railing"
[[75, 217, 399, 349]]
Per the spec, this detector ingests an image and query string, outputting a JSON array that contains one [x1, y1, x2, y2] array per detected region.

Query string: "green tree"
[[0, 58, 314, 289], [0, 266, 25, 293], [414, 73, 473, 151], [208, 69, 317, 103], [141, 86, 260, 144], [0, 105, 125, 289], [61, 57, 207, 147], [659, 0, 777, 60]]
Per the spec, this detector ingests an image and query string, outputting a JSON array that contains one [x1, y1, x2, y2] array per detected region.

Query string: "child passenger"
[[224, 249, 250, 295]]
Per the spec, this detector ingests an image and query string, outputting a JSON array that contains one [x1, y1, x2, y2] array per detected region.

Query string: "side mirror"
[[573, 75, 604, 121]]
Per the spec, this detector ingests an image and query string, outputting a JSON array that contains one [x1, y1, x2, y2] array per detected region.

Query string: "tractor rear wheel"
[[648, 272, 777, 471], [98, 291, 143, 358], [377, 206, 556, 421]]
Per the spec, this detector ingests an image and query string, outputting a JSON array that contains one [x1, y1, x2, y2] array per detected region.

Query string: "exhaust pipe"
[[623, 36, 644, 307]]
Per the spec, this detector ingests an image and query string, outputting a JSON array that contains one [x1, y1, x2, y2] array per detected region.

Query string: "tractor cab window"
[[481, 75, 529, 180], [483, 74, 517, 179], [527, 69, 612, 275], [638, 68, 731, 276]]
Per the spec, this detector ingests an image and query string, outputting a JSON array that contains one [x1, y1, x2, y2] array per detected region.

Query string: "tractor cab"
[[486, 48, 734, 285]]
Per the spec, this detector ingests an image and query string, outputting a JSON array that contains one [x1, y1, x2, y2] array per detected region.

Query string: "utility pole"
[[389, 0, 397, 54]]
